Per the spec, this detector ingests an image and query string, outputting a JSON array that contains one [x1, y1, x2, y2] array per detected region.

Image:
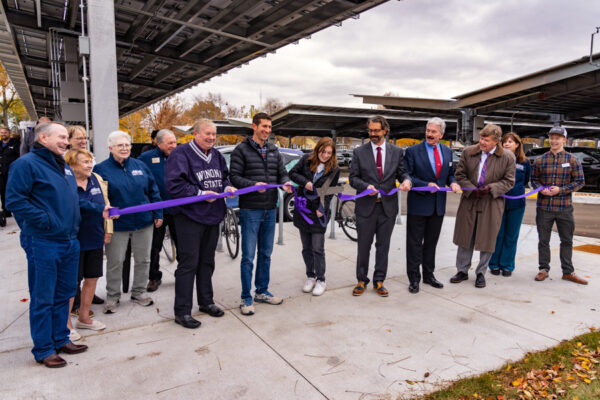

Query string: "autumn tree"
[[0, 61, 29, 127], [143, 97, 186, 132], [120, 109, 148, 143]]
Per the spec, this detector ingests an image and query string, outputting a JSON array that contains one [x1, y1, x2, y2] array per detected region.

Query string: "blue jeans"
[[21, 234, 79, 361], [489, 207, 526, 272], [239, 208, 276, 304]]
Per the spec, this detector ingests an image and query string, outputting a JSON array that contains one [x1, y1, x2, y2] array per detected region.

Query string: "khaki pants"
[[104, 225, 153, 300]]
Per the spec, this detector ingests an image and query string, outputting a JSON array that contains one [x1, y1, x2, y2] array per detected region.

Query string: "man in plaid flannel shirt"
[[531, 126, 587, 285]]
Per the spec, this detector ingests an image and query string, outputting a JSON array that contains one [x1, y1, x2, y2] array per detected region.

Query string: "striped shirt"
[[531, 150, 584, 211]]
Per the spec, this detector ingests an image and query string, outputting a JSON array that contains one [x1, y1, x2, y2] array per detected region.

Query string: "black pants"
[[536, 207, 575, 274], [0, 174, 7, 212], [149, 213, 178, 281], [406, 213, 444, 284], [299, 230, 326, 281], [355, 203, 396, 284], [173, 213, 219, 316]]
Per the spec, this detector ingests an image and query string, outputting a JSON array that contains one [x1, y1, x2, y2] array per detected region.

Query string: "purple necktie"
[[478, 152, 489, 186]]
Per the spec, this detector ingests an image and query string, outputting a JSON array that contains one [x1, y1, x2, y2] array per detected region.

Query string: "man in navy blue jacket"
[[6, 122, 109, 368], [166, 119, 235, 328], [403, 117, 461, 293], [138, 129, 178, 292]]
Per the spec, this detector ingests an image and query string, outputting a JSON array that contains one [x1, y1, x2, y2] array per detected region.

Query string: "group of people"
[[2, 112, 588, 369]]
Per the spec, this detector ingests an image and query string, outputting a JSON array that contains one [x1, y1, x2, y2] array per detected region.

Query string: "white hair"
[[427, 117, 446, 134], [107, 130, 131, 147], [156, 129, 175, 144]]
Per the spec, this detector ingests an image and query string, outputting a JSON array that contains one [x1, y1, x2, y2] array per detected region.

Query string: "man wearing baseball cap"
[[531, 125, 587, 284]]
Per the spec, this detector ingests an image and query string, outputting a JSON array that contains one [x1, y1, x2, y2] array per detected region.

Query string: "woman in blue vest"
[[489, 132, 531, 276], [289, 137, 340, 296]]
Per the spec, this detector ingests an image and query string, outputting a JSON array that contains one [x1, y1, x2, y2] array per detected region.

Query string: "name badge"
[[516, 164, 524, 171], [152, 157, 160, 164], [131, 169, 144, 176], [65, 169, 73, 176], [90, 187, 101, 196], [561, 163, 570, 168]]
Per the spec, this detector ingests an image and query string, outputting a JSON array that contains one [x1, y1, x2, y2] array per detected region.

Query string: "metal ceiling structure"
[[0, 0, 389, 121], [356, 54, 600, 139]]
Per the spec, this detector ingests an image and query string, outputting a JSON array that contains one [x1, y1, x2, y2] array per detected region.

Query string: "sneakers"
[[69, 329, 81, 342], [254, 292, 283, 305], [131, 295, 154, 307], [312, 280, 326, 296], [562, 273, 588, 285], [240, 301, 255, 316], [75, 319, 106, 331], [302, 278, 317, 293], [103, 299, 119, 314]]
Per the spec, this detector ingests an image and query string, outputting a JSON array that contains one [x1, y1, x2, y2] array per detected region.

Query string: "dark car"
[[525, 146, 600, 191]]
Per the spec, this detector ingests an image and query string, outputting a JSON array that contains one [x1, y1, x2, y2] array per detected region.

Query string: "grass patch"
[[414, 329, 600, 400]]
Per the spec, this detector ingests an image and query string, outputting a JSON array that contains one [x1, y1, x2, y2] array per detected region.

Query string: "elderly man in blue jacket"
[[138, 129, 178, 293], [94, 131, 162, 314], [6, 122, 110, 368]]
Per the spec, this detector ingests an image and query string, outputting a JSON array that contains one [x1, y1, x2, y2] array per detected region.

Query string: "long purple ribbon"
[[109, 184, 551, 217]]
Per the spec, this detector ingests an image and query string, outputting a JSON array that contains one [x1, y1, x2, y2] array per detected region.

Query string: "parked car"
[[339, 151, 353, 167], [216, 145, 303, 215], [525, 146, 600, 191]]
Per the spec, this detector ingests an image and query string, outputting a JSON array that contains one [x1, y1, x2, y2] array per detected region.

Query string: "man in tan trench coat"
[[450, 124, 515, 288]]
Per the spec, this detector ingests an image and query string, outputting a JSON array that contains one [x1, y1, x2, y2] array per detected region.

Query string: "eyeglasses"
[[72, 137, 87, 141], [114, 143, 131, 149], [368, 129, 383, 134]]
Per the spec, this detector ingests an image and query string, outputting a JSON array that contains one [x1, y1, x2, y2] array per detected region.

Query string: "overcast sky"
[[182, 0, 600, 111]]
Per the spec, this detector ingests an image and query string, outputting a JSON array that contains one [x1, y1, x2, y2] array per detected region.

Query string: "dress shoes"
[[408, 282, 419, 294], [58, 342, 88, 355], [37, 353, 67, 368], [175, 315, 201, 329], [199, 304, 224, 317], [502, 270, 512, 277], [562, 273, 588, 285], [352, 281, 366, 296], [423, 277, 444, 289], [374, 282, 389, 297], [450, 271, 468, 283], [475, 273, 486, 288], [92, 294, 104, 304], [490, 269, 500, 276], [146, 279, 162, 292]]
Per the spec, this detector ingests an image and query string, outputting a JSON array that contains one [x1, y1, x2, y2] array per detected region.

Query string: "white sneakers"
[[302, 278, 316, 293], [75, 319, 106, 331], [69, 329, 81, 342], [302, 278, 326, 296], [312, 280, 326, 296]]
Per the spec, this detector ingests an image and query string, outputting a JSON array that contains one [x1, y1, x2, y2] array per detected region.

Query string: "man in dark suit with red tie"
[[403, 118, 461, 293], [349, 115, 412, 297]]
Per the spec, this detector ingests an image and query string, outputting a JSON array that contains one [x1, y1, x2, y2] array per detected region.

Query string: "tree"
[[0, 61, 29, 127], [143, 96, 186, 132], [119, 110, 148, 143], [261, 97, 288, 115]]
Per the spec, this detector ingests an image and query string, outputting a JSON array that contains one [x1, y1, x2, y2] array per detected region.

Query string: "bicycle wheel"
[[224, 207, 240, 259], [162, 226, 176, 262], [339, 200, 358, 242]]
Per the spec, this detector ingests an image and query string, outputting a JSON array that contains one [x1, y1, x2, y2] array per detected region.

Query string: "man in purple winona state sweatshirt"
[[165, 118, 235, 329]]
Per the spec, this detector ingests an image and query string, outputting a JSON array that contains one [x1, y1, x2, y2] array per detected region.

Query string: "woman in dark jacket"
[[289, 137, 340, 296], [489, 132, 531, 276]]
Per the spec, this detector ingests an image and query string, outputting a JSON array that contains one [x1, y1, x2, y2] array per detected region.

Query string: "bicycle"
[[221, 207, 240, 259], [162, 225, 176, 262], [335, 198, 357, 241]]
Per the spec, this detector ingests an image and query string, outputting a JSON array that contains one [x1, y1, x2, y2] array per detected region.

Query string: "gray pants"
[[456, 214, 492, 276], [299, 230, 326, 282], [104, 225, 153, 300], [536, 207, 575, 275]]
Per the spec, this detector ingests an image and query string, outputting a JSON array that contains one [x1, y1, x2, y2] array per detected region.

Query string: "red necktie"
[[433, 145, 442, 178], [376, 147, 383, 180]]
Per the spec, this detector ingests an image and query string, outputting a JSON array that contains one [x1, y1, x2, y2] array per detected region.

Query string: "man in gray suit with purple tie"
[[349, 115, 412, 297], [403, 117, 461, 294]]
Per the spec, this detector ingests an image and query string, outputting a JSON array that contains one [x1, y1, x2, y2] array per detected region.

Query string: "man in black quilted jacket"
[[229, 112, 292, 316]]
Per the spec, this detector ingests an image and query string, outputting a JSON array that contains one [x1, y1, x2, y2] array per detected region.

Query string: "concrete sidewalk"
[[1, 214, 599, 400]]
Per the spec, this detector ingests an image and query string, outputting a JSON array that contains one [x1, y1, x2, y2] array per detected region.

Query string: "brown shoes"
[[58, 342, 88, 355], [562, 273, 588, 285], [37, 353, 67, 368], [146, 279, 162, 292], [352, 281, 366, 296], [534, 270, 549, 281], [374, 282, 389, 297]]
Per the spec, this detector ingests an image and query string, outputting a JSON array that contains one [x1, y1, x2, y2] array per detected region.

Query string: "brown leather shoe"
[[37, 353, 67, 368], [374, 282, 389, 297], [534, 270, 549, 281], [562, 273, 588, 285], [352, 281, 366, 296], [57, 342, 88, 355], [146, 279, 162, 292]]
